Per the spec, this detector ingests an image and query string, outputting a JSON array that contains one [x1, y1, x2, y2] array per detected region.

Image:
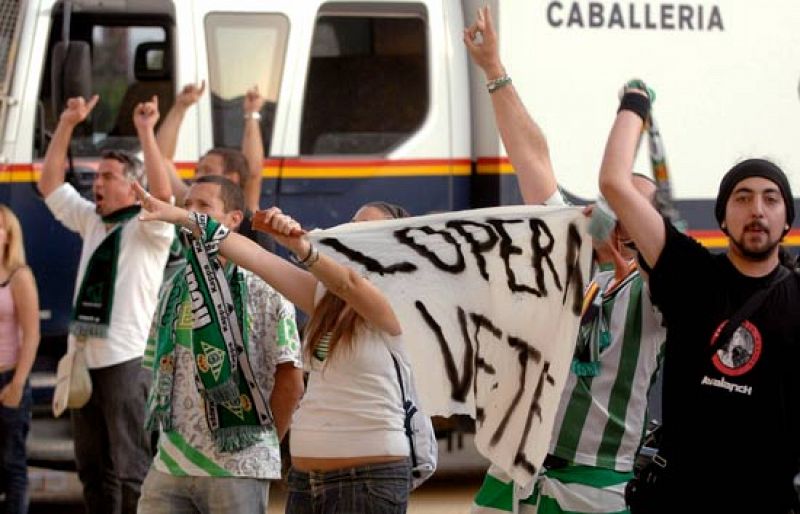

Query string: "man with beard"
[[37, 95, 173, 513], [599, 84, 800, 513]]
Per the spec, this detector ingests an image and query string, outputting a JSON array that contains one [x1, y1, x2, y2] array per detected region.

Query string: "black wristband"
[[617, 92, 651, 122]]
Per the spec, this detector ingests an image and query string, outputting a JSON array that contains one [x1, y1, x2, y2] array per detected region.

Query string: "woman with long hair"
[[0, 204, 40, 514], [136, 187, 413, 513]]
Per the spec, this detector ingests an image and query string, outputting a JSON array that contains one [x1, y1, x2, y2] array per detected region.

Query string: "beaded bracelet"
[[487, 75, 512, 94]]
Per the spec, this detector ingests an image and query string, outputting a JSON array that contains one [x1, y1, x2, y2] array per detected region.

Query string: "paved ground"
[[28, 433, 489, 513], [28, 474, 484, 514]]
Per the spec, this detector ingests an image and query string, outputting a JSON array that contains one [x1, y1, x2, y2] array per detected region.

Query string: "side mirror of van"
[[50, 41, 92, 115]]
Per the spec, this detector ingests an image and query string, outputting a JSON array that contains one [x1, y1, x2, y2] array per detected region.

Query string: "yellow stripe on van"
[[175, 159, 471, 180]]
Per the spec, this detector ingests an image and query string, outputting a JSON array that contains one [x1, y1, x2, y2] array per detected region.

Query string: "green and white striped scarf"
[[145, 213, 273, 452]]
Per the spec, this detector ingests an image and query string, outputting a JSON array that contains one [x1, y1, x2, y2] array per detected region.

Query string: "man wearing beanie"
[[599, 83, 800, 514]]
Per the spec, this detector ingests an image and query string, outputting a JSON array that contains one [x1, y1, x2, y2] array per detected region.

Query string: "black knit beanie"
[[714, 158, 795, 230]]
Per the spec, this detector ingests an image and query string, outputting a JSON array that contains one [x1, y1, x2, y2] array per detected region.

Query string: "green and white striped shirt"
[[550, 266, 665, 472], [152, 269, 302, 479]]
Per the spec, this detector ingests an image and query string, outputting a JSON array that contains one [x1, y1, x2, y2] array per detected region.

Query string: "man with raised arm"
[[463, 6, 560, 207], [137, 174, 303, 514], [155, 82, 265, 213], [37, 96, 173, 514], [599, 83, 800, 513], [466, 8, 665, 514]]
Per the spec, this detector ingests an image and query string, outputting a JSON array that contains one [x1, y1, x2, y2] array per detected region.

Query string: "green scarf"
[[70, 205, 141, 339], [146, 213, 273, 452], [571, 274, 607, 377]]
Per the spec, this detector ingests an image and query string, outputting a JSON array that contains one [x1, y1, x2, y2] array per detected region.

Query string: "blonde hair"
[[0, 205, 26, 270]]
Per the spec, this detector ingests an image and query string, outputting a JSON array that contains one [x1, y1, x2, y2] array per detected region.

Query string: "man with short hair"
[[37, 95, 173, 514], [155, 82, 264, 211], [599, 84, 800, 513], [465, 8, 665, 513], [156, 82, 269, 246], [137, 174, 303, 514]]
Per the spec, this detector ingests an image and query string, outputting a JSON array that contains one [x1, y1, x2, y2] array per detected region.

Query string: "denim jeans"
[[71, 358, 152, 514], [136, 468, 269, 514], [0, 370, 32, 514], [286, 459, 410, 514]]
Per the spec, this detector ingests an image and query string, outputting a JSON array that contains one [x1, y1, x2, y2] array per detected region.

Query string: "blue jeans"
[[286, 459, 410, 514], [136, 468, 269, 514], [0, 370, 32, 514]]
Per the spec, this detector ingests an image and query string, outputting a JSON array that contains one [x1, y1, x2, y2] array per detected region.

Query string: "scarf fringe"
[[69, 321, 109, 339], [213, 425, 266, 453], [204, 379, 241, 404], [571, 359, 601, 377]]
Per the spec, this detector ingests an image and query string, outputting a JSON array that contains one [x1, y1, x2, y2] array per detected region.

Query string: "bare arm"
[[255, 208, 402, 336], [464, 6, 558, 205], [37, 95, 99, 198], [0, 268, 40, 408], [156, 82, 205, 205], [598, 96, 665, 267], [242, 86, 265, 213], [135, 190, 401, 334], [134, 186, 318, 313], [134, 96, 171, 202], [269, 363, 303, 441]]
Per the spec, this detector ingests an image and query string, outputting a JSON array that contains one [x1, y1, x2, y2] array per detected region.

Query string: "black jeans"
[[0, 370, 31, 514], [71, 358, 151, 514]]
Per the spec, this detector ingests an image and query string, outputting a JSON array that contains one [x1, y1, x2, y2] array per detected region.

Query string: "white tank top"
[[290, 283, 408, 458]]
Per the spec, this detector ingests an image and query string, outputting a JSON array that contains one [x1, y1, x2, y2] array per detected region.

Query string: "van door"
[[0, 0, 29, 206], [28, 0, 177, 344], [276, 0, 471, 228]]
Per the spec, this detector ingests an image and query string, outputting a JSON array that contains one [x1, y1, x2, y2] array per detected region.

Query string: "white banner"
[[308, 205, 592, 487]]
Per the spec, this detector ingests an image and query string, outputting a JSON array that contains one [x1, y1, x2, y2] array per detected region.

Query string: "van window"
[[205, 13, 288, 154], [35, 16, 173, 158], [92, 26, 168, 143], [301, 14, 428, 155]]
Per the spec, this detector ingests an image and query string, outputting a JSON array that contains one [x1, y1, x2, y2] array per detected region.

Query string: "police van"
[[2, 0, 799, 466]]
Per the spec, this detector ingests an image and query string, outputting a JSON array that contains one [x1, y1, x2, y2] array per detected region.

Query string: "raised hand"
[[133, 182, 185, 225], [60, 95, 100, 127], [252, 207, 307, 254], [463, 6, 504, 79], [243, 85, 265, 115], [619, 79, 655, 103], [175, 81, 206, 109], [133, 96, 160, 133]]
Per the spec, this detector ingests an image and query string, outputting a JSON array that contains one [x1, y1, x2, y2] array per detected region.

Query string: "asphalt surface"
[[27, 433, 489, 513]]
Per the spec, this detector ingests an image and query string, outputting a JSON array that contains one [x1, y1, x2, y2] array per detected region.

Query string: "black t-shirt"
[[649, 219, 800, 513]]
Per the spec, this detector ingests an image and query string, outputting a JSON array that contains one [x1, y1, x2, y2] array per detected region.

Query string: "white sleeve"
[[543, 188, 567, 206], [131, 196, 175, 246], [43, 183, 98, 237]]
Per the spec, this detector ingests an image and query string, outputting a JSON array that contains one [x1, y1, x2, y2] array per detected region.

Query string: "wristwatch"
[[244, 112, 262, 121]]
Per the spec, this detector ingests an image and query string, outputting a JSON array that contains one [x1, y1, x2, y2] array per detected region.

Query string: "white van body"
[[1, 0, 798, 465]]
